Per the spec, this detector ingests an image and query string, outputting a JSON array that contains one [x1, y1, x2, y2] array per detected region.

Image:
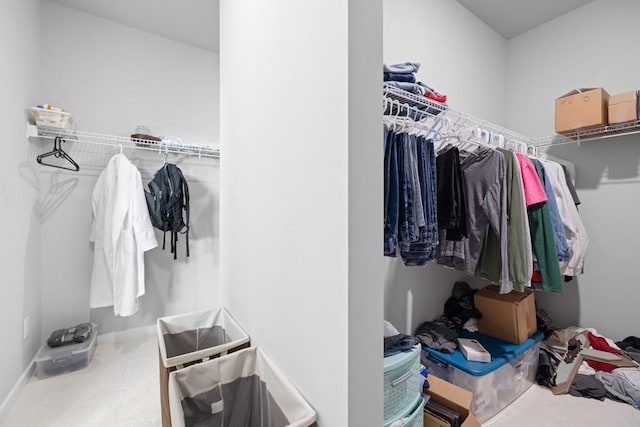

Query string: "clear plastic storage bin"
[[29, 106, 74, 130], [168, 346, 316, 427], [422, 331, 543, 423], [34, 323, 98, 378]]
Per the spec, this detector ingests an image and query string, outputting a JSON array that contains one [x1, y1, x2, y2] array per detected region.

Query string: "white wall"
[[220, 1, 383, 425], [0, 0, 42, 412], [383, 0, 508, 333], [507, 0, 640, 339], [37, 1, 220, 334]]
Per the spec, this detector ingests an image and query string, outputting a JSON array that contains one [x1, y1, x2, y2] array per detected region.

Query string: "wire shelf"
[[27, 124, 220, 158], [531, 121, 640, 147], [383, 84, 533, 151]]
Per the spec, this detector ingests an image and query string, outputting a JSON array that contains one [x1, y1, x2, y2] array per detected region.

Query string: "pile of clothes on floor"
[[412, 281, 482, 353], [537, 310, 640, 407]]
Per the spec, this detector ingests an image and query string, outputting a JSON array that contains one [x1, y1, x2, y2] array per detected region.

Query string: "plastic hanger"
[[36, 136, 80, 172]]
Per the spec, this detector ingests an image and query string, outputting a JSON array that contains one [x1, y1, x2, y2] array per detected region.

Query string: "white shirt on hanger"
[[89, 154, 158, 316], [540, 160, 589, 276]]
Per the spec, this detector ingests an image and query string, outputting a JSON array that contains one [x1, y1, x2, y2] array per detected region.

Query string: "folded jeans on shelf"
[[384, 72, 416, 83], [383, 62, 420, 74]]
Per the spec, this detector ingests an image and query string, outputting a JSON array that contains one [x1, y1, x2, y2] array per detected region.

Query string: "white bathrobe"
[[90, 154, 158, 316]]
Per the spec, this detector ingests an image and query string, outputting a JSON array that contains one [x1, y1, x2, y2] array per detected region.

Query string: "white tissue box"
[[458, 338, 491, 363]]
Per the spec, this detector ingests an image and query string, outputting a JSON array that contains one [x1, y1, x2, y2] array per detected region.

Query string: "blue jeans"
[[384, 72, 416, 83], [384, 62, 420, 74], [400, 137, 439, 266], [384, 127, 399, 256]]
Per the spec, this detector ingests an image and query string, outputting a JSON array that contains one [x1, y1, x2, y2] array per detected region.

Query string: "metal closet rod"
[[30, 125, 220, 158]]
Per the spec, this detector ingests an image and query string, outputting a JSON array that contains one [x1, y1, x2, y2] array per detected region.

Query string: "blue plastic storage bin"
[[422, 331, 543, 423]]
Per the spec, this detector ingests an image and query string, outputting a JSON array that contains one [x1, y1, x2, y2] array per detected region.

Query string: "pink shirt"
[[515, 153, 547, 207]]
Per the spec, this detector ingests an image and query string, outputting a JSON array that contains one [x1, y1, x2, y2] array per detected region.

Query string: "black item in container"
[[47, 323, 93, 348]]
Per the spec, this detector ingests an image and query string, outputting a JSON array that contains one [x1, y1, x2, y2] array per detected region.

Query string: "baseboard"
[[0, 324, 156, 423], [0, 356, 37, 424], [97, 323, 156, 345]]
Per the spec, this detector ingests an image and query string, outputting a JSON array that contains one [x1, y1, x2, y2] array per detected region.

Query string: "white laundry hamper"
[[158, 307, 251, 427], [168, 346, 317, 427]]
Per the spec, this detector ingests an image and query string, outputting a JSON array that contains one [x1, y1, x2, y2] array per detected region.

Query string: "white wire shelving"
[[531, 120, 640, 147], [384, 84, 640, 153], [27, 124, 220, 158], [383, 84, 534, 153]]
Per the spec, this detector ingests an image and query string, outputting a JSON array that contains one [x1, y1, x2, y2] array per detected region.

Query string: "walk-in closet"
[[2, 1, 640, 426]]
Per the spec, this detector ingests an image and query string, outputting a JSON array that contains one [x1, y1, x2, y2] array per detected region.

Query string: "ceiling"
[[50, 0, 219, 53], [49, 0, 595, 53], [456, 0, 595, 39]]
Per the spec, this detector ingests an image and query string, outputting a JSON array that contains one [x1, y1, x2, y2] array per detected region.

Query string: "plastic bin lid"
[[383, 344, 420, 372], [422, 331, 543, 376]]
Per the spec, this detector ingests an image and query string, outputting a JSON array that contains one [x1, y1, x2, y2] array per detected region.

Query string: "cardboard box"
[[608, 91, 638, 125], [474, 285, 536, 345], [424, 376, 480, 427], [555, 88, 609, 134]]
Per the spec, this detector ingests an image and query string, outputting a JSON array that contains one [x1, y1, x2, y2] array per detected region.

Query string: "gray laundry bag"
[[158, 307, 250, 368], [168, 346, 316, 427]]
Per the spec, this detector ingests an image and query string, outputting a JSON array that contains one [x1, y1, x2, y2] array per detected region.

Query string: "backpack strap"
[[180, 168, 190, 257]]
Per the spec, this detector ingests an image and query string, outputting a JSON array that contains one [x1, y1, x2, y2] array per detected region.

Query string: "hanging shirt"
[[90, 154, 158, 317], [561, 164, 581, 206], [516, 153, 547, 207], [436, 147, 468, 241], [438, 147, 510, 293], [476, 149, 531, 291], [540, 160, 589, 276], [529, 159, 563, 293], [532, 160, 570, 263]]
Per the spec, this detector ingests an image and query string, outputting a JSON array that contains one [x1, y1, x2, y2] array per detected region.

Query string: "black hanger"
[[37, 136, 80, 172]]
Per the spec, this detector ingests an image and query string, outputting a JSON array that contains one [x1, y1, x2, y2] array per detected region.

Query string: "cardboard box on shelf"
[[424, 376, 480, 427], [474, 285, 536, 345], [608, 91, 638, 125], [555, 88, 609, 134]]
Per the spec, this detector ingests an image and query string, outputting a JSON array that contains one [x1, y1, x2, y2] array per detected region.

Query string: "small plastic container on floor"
[[34, 323, 98, 378], [168, 346, 316, 427]]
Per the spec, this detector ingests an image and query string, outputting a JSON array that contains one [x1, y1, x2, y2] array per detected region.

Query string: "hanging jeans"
[[400, 135, 438, 266], [384, 127, 399, 256]]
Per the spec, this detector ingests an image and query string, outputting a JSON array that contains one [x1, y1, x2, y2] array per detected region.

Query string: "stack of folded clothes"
[[383, 62, 448, 104]]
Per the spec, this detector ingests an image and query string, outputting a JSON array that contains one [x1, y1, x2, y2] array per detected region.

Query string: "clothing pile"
[[414, 282, 482, 353], [383, 320, 418, 357], [383, 120, 589, 293], [383, 62, 448, 104], [536, 316, 640, 408]]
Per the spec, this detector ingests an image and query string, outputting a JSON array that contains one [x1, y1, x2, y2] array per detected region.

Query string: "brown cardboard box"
[[424, 376, 480, 427], [555, 88, 609, 134], [608, 91, 638, 124], [474, 285, 536, 345]]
